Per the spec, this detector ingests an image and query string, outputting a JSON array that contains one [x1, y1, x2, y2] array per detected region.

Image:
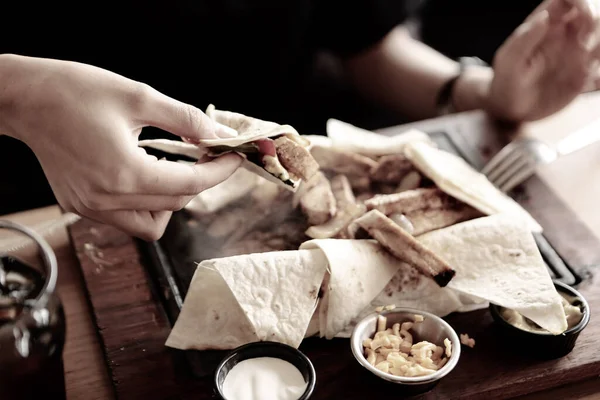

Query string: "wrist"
[[451, 64, 493, 114]]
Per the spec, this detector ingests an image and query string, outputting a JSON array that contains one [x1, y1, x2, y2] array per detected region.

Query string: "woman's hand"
[[0, 54, 242, 241], [486, 0, 600, 122]]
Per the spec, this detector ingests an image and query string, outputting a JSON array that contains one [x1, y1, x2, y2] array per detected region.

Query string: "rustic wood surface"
[[65, 92, 600, 399], [67, 216, 600, 400]]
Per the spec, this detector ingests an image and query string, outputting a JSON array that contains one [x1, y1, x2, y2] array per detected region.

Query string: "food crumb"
[[375, 304, 396, 313], [414, 314, 424, 322], [460, 333, 475, 348]]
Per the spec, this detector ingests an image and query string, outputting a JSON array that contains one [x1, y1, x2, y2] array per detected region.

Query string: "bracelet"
[[436, 56, 488, 116]]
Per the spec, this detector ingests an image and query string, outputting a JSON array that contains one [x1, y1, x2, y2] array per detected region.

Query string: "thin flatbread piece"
[[418, 214, 567, 334], [300, 239, 401, 339], [404, 141, 542, 232], [166, 249, 327, 350]]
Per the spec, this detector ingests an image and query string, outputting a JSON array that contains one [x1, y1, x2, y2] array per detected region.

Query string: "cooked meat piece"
[[292, 171, 325, 208], [370, 154, 413, 183], [352, 210, 455, 287], [355, 192, 376, 204], [365, 188, 449, 215], [372, 182, 398, 194], [395, 170, 422, 192], [388, 213, 415, 234], [274, 136, 320, 182], [311, 145, 379, 176], [305, 203, 366, 239], [305, 173, 368, 238], [407, 205, 484, 236], [348, 175, 372, 193], [300, 174, 336, 225], [330, 175, 356, 208]]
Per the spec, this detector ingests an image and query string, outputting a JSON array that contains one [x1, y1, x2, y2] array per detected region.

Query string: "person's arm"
[[345, 0, 600, 124], [0, 53, 242, 241], [343, 26, 493, 121], [0, 54, 22, 139]]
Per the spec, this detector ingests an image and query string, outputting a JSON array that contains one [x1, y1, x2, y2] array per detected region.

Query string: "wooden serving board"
[[68, 114, 600, 400]]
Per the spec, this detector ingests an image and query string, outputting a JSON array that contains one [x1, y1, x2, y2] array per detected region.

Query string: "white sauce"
[[222, 357, 308, 400]]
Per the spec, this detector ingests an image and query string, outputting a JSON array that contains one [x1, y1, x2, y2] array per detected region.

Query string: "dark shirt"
[[418, 0, 542, 64], [0, 0, 409, 214]]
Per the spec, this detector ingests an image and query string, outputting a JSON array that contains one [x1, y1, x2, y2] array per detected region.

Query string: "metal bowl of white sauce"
[[350, 308, 461, 395], [214, 341, 316, 400]]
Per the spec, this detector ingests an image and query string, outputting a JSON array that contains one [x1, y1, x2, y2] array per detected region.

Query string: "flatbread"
[[334, 263, 487, 338], [418, 214, 567, 334], [326, 119, 434, 156], [202, 104, 301, 147], [403, 141, 543, 233], [299, 239, 401, 339], [166, 249, 327, 350], [138, 139, 207, 159], [165, 266, 257, 350]]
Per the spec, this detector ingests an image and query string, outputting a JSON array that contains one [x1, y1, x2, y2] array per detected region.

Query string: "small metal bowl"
[[350, 308, 461, 396], [489, 281, 590, 360], [214, 341, 316, 400]]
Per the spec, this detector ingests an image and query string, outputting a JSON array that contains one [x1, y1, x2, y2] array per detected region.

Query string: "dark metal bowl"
[[489, 281, 590, 360], [214, 341, 316, 400]]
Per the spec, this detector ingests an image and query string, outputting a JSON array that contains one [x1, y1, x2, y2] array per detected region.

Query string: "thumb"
[[506, 10, 551, 56], [134, 85, 238, 140]]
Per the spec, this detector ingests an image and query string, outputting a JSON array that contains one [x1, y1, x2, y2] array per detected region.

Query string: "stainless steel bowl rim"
[[350, 307, 461, 385], [0, 220, 58, 308]]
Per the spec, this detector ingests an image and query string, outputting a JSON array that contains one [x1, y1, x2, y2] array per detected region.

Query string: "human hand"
[[0, 54, 242, 240], [487, 0, 600, 122]]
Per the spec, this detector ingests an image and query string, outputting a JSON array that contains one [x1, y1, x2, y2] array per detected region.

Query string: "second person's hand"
[[0, 54, 242, 240]]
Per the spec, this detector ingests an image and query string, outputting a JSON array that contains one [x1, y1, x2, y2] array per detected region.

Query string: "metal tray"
[[138, 129, 582, 376]]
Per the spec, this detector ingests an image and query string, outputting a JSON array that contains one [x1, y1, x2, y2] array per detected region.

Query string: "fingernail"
[[517, 10, 549, 34], [214, 122, 238, 138], [537, 9, 550, 23], [182, 136, 201, 144]]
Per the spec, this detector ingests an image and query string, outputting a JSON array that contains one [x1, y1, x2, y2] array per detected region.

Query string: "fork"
[[481, 117, 600, 193]]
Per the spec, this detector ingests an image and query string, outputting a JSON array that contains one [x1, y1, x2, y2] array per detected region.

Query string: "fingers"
[[132, 85, 238, 140], [84, 209, 173, 241], [507, 10, 551, 57], [80, 193, 197, 212], [137, 152, 243, 196]]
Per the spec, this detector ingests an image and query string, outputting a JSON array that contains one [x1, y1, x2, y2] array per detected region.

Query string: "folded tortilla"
[[166, 249, 327, 350], [140, 105, 317, 191], [306, 215, 564, 337], [418, 214, 567, 334], [203, 104, 301, 147], [299, 239, 401, 339], [326, 119, 434, 156], [403, 141, 542, 233], [333, 263, 487, 338]]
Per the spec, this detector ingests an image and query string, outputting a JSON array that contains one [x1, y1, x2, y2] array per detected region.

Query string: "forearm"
[[345, 26, 493, 121], [0, 54, 23, 139]]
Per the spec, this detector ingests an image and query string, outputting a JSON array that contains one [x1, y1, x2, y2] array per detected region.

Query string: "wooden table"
[[3, 91, 600, 400]]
